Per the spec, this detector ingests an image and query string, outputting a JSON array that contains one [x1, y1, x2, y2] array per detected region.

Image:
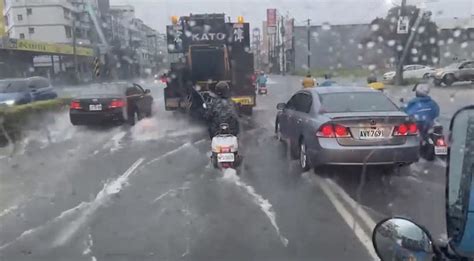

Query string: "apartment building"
[[3, 0, 92, 45]]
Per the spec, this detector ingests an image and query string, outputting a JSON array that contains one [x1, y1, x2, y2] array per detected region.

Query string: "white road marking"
[[152, 184, 190, 204], [102, 131, 126, 153], [82, 233, 94, 255], [323, 178, 377, 230], [316, 177, 378, 260], [221, 169, 289, 247]]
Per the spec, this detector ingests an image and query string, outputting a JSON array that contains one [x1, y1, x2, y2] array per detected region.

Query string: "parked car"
[[69, 83, 153, 126], [432, 60, 474, 86], [0, 77, 57, 106], [275, 87, 420, 171], [383, 65, 434, 82]]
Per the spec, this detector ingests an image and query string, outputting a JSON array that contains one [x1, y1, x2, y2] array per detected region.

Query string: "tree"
[[366, 5, 440, 66]]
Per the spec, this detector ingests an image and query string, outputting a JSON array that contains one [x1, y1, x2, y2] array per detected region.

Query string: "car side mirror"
[[446, 106, 474, 257], [372, 217, 435, 261], [145, 89, 151, 94], [277, 103, 286, 110]]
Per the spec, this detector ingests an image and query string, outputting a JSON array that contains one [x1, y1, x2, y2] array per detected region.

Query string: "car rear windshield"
[[320, 92, 398, 113], [0, 80, 29, 93]]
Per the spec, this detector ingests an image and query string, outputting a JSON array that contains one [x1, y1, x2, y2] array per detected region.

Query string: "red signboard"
[[267, 9, 277, 27]]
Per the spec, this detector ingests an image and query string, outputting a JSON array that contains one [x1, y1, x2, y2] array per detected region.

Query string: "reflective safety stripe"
[[232, 96, 255, 105]]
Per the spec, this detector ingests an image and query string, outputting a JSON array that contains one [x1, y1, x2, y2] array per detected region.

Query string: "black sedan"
[[70, 83, 153, 126]]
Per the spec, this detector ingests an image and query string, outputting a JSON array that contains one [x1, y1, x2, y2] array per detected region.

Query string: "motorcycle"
[[420, 120, 447, 161], [211, 123, 240, 169], [372, 106, 474, 261], [258, 83, 268, 95]]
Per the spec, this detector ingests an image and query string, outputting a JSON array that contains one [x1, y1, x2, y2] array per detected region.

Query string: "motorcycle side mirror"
[[372, 217, 435, 261], [446, 106, 474, 257], [144, 89, 151, 94], [277, 103, 286, 110]]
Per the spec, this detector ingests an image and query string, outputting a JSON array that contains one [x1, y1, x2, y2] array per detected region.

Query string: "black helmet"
[[215, 81, 230, 98], [367, 75, 377, 84]]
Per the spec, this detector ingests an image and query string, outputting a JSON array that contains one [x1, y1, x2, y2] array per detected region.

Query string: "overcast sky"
[[110, 0, 473, 32]]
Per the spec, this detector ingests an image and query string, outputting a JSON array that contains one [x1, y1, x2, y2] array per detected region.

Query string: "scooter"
[[420, 120, 447, 161], [211, 123, 240, 169], [372, 106, 474, 261], [258, 83, 268, 95]]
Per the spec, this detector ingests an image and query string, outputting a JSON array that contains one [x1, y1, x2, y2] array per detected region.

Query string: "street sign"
[[267, 9, 277, 27], [397, 17, 409, 34]]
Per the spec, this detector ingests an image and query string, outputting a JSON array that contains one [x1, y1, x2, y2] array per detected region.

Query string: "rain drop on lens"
[[387, 40, 396, 46]]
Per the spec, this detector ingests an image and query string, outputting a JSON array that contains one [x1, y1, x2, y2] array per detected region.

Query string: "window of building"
[[26, 8, 32, 15], [19, 33, 25, 39], [63, 8, 70, 19], [28, 27, 34, 34], [65, 26, 72, 38], [17, 14, 23, 21]]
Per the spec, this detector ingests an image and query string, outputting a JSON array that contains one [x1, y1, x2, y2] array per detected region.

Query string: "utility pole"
[[281, 16, 286, 75], [395, 0, 407, 85], [73, 17, 78, 81], [306, 19, 311, 71]]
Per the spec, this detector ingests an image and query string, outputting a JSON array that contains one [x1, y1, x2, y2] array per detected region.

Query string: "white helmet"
[[415, 83, 431, 97]]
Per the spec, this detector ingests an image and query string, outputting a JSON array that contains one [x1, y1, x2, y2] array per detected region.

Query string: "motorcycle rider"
[[403, 82, 440, 137], [207, 81, 240, 138], [302, 73, 316, 88], [256, 71, 268, 88]]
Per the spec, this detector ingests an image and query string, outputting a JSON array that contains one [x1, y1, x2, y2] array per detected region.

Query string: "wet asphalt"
[[1, 76, 472, 261]]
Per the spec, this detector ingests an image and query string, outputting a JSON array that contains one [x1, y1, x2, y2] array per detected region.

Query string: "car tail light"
[[393, 123, 418, 136], [109, 99, 126, 108], [334, 125, 351, 138], [317, 124, 335, 138], [70, 100, 82, 110], [436, 137, 446, 146], [316, 124, 351, 138], [408, 123, 418, 135]]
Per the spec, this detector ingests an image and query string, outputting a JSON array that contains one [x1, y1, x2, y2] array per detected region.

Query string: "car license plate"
[[359, 128, 384, 139], [435, 146, 448, 155], [89, 104, 102, 111], [217, 153, 235, 163]]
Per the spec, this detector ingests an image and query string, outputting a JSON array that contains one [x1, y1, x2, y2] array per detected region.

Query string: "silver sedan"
[[275, 87, 420, 171]]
